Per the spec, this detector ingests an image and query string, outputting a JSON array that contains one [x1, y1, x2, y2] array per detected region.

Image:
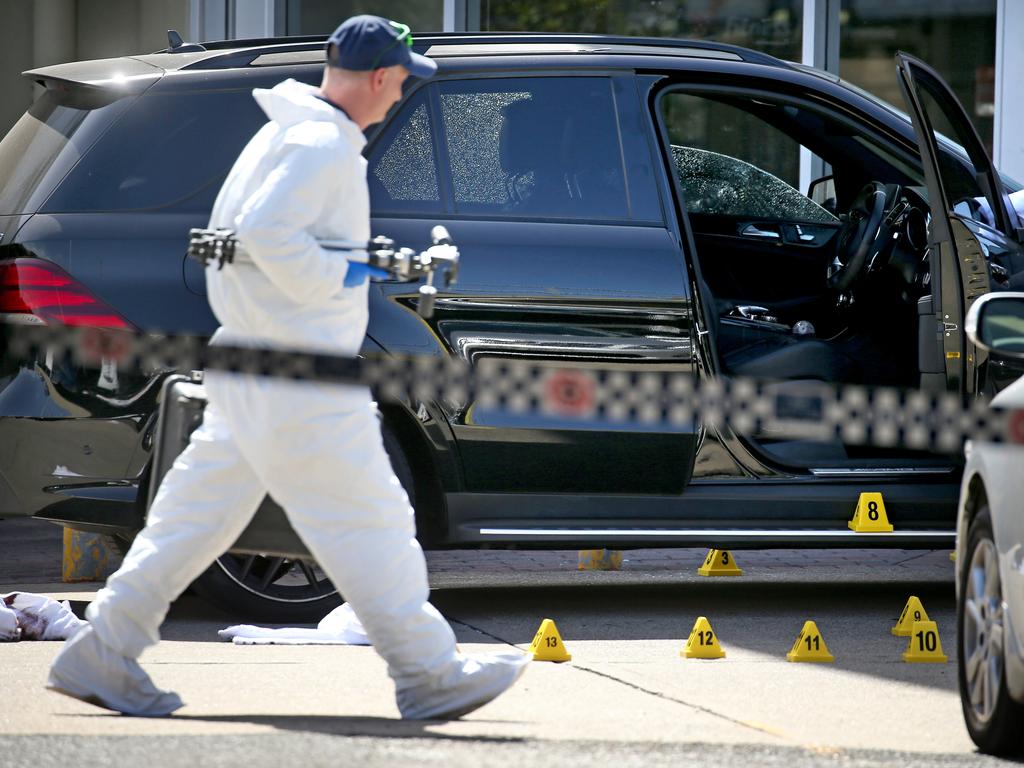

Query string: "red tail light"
[[0, 258, 133, 329]]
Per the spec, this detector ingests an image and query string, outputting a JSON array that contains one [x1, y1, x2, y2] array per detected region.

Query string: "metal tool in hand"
[[186, 225, 460, 318]]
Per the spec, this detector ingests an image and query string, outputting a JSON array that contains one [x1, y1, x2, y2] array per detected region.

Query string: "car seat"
[[697, 275, 859, 382]]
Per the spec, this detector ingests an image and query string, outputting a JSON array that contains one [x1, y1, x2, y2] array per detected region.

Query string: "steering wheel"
[[828, 181, 889, 292]]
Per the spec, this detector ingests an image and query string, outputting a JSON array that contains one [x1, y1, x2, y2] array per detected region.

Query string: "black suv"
[[2, 32, 1022, 619]]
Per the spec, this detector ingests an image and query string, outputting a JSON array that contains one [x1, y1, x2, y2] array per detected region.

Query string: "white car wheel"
[[958, 507, 1024, 755], [963, 537, 1004, 724]]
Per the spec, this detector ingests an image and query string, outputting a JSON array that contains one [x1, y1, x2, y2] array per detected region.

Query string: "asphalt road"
[[0, 517, 1013, 767]]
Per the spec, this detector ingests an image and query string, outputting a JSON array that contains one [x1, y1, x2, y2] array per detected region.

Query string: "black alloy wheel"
[[192, 551, 341, 623], [107, 528, 339, 622]]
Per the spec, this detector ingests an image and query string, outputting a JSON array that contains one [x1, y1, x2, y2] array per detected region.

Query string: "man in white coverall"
[[47, 15, 529, 719]]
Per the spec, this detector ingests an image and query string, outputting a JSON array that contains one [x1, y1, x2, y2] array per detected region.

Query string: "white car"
[[957, 291, 1024, 755]]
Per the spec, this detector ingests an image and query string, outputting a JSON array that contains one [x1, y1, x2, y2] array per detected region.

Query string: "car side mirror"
[[966, 293, 1024, 359], [808, 175, 837, 215]]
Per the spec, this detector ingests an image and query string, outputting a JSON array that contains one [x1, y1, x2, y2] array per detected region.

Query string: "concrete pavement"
[[0, 517, 1003, 767]]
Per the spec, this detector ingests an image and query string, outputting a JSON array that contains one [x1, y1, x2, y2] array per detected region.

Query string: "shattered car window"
[[438, 77, 629, 220], [369, 96, 442, 212], [671, 146, 838, 223]]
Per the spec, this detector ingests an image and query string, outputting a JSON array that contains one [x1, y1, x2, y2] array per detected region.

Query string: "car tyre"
[[958, 506, 1024, 756], [190, 423, 417, 623]]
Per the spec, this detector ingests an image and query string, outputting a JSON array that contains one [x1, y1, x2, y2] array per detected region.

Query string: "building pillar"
[[443, 0, 456, 32], [995, 0, 1024, 183], [799, 0, 840, 195], [190, 0, 228, 41], [801, 0, 839, 74], [32, 0, 77, 68], [231, 0, 275, 39], [444, 0, 478, 32]]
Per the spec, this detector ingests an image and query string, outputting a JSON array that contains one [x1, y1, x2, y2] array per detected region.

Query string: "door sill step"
[[809, 467, 954, 477], [478, 527, 954, 542]]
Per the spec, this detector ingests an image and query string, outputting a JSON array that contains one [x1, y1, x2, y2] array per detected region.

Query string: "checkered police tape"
[[5, 325, 1022, 452]]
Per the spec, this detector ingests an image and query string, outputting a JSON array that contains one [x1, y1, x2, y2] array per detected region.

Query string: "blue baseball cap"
[[326, 15, 436, 78]]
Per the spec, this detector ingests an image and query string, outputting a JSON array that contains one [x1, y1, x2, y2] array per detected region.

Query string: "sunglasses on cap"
[[369, 21, 413, 70]]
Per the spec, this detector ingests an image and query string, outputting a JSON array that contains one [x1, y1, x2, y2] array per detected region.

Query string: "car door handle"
[[794, 225, 817, 242], [740, 223, 781, 240]]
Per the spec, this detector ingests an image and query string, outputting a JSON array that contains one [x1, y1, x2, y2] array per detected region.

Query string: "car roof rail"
[[419, 32, 789, 67], [170, 31, 791, 71]]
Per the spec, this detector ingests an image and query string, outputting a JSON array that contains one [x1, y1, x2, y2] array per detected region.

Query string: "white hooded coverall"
[[85, 79, 500, 716]]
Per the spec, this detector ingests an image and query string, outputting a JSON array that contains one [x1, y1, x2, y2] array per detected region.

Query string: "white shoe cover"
[[45, 625, 183, 717], [396, 650, 530, 720]]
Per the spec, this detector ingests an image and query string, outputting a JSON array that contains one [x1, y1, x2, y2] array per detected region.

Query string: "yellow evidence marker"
[[847, 492, 894, 533], [530, 618, 572, 662], [902, 621, 948, 663], [578, 549, 623, 570], [682, 616, 726, 659], [891, 596, 931, 637], [698, 549, 743, 576], [786, 620, 835, 663]]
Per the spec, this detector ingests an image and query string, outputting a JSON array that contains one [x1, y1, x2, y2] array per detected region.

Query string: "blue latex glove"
[[343, 261, 390, 287]]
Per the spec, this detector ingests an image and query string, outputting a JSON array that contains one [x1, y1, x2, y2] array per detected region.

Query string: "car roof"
[[24, 31, 795, 87]]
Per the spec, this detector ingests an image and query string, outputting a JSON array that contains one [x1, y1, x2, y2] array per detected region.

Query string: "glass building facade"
[[283, 0, 443, 37], [477, 0, 804, 62], [281, 0, 999, 152], [839, 0, 997, 154]]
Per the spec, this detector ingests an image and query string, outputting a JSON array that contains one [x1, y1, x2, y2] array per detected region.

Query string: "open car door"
[[896, 53, 1024, 397]]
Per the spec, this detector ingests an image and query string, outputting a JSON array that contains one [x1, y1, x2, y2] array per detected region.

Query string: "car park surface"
[[0, 517, 994, 767], [1, 33, 1022, 619]]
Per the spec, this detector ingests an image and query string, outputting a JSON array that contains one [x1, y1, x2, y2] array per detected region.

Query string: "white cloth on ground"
[[1, 592, 87, 641], [218, 602, 370, 645], [0, 602, 19, 641]]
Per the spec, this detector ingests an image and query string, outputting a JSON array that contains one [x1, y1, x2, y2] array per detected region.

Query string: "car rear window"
[[0, 88, 133, 216], [41, 89, 266, 213]]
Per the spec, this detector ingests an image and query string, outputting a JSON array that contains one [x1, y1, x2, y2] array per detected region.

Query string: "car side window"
[[437, 77, 630, 221], [660, 92, 837, 224], [367, 87, 442, 214]]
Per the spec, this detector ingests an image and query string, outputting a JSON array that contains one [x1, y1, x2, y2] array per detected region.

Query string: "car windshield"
[[0, 88, 133, 215], [671, 145, 838, 223]]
